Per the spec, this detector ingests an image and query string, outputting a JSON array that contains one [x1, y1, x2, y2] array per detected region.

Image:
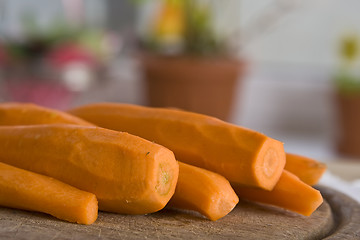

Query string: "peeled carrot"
[[0, 124, 179, 215], [0, 162, 98, 224], [232, 170, 323, 216], [0, 102, 93, 126], [69, 103, 286, 190], [285, 153, 327, 186], [168, 162, 239, 221]]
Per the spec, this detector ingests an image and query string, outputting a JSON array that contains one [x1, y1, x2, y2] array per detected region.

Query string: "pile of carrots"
[[0, 102, 326, 225]]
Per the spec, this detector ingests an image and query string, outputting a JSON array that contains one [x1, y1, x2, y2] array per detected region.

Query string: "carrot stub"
[[285, 153, 327, 186], [168, 162, 239, 221], [0, 102, 93, 126], [0, 124, 179, 215], [232, 170, 323, 216], [69, 103, 286, 190], [0, 162, 98, 224]]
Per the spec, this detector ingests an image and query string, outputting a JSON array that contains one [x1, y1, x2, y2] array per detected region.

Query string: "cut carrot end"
[[208, 193, 239, 221], [156, 163, 173, 197], [154, 150, 179, 198], [168, 162, 239, 221], [81, 194, 98, 225], [254, 138, 286, 190]]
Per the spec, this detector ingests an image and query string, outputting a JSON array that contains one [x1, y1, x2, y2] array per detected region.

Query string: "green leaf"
[[334, 72, 360, 95]]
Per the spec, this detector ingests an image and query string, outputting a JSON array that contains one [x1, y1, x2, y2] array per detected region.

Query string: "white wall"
[[240, 0, 360, 66]]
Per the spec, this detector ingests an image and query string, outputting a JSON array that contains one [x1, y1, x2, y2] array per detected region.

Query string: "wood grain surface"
[[0, 186, 358, 240], [321, 186, 360, 239]]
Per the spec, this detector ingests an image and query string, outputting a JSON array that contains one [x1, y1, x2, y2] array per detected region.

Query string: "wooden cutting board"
[[0, 186, 359, 240]]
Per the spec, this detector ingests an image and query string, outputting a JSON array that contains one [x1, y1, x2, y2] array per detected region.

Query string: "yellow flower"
[[153, 0, 184, 44], [340, 34, 359, 63]]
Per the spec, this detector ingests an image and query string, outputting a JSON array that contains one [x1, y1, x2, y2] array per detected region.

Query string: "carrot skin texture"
[[0, 162, 98, 224], [168, 162, 239, 221], [0, 102, 93, 126], [285, 153, 327, 186], [69, 103, 286, 190], [0, 124, 179, 214], [232, 170, 323, 216]]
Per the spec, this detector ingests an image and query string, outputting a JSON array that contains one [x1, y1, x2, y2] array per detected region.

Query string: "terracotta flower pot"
[[140, 54, 246, 121], [335, 92, 360, 158]]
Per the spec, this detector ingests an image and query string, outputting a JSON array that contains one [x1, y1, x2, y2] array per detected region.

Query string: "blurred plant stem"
[[182, 0, 224, 56]]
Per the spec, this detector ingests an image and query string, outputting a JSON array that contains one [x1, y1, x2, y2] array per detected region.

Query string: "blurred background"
[[1, 0, 360, 168]]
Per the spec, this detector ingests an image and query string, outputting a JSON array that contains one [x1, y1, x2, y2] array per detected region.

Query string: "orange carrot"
[[168, 162, 239, 221], [0, 162, 98, 224], [69, 103, 286, 190], [0, 102, 93, 126], [285, 153, 327, 186], [0, 124, 179, 215], [232, 170, 323, 216]]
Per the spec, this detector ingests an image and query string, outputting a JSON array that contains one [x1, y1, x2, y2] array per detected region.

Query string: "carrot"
[[232, 170, 323, 216], [168, 162, 239, 221], [285, 153, 327, 186], [68, 103, 286, 190], [0, 102, 93, 126], [0, 162, 98, 224], [0, 124, 179, 215]]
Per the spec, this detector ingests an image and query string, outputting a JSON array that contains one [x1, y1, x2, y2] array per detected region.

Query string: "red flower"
[[47, 43, 97, 69]]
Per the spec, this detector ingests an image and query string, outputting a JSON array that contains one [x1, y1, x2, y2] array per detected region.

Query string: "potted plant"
[[137, 0, 245, 120], [334, 34, 360, 158]]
